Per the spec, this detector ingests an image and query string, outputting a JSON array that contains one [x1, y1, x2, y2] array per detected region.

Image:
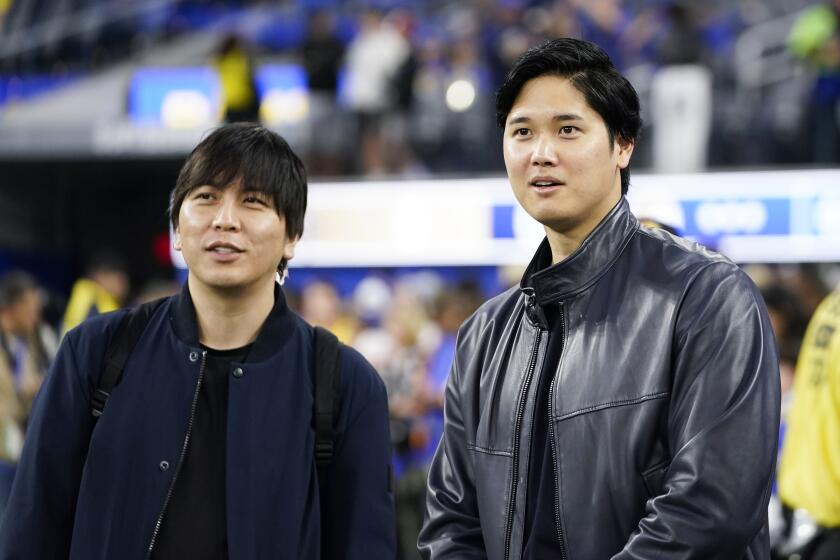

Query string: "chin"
[[524, 207, 572, 228], [194, 269, 248, 290]]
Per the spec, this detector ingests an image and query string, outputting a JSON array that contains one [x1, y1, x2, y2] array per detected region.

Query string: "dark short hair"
[[495, 38, 642, 194], [85, 250, 128, 277], [169, 123, 307, 242], [0, 270, 39, 309]]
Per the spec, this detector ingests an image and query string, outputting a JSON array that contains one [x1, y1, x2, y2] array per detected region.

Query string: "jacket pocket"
[[640, 460, 669, 498]]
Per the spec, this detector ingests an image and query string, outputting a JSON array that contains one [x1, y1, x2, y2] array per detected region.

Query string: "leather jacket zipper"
[[548, 303, 568, 560], [503, 294, 543, 560], [145, 350, 207, 559]]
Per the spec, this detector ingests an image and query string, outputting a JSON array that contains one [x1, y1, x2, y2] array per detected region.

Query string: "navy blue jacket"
[[0, 284, 396, 559]]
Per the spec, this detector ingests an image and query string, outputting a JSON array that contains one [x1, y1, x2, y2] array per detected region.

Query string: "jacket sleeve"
[[613, 263, 781, 559], [323, 347, 396, 559], [0, 330, 95, 559], [418, 328, 486, 559]]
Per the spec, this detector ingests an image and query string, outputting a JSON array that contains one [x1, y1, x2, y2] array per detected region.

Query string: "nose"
[[211, 195, 241, 231], [530, 134, 559, 167]]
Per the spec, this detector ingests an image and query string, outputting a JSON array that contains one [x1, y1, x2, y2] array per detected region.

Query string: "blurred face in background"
[[92, 269, 130, 304], [175, 181, 297, 293], [301, 281, 342, 327], [5, 288, 41, 336], [503, 74, 633, 240]]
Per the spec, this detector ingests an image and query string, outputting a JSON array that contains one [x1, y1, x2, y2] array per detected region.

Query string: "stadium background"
[[1, 0, 839, 557]]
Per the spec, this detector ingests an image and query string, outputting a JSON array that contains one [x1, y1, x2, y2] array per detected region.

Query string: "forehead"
[[507, 74, 599, 123]]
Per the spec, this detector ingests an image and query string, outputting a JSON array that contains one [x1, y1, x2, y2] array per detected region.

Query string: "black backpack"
[[88, 298, 342, 547]]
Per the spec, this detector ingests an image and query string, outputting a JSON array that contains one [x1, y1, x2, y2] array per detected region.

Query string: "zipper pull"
[[523, 289, 547, 329]]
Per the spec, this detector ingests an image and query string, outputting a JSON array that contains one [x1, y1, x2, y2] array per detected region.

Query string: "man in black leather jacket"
[[418, 38, 780, 560]]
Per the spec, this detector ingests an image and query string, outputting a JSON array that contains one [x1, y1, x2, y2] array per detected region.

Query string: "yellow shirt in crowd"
[[61, 278, 120, 336], [215, 49, 255, 113], [779, 287, 840, 528]]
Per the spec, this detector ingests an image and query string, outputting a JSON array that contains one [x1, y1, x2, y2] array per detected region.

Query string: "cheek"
[[503, 142, 528, 176], [571, 140, 609, 175], [177, 210, 204, 243]]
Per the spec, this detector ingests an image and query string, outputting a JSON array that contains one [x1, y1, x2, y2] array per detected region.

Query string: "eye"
[[193, 190, 215, 201], [243, 194, 268, 206], [512, 127, 531, 137], [559, 125, 578, 135]]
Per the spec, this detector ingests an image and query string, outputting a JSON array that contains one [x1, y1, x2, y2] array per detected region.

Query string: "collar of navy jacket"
[[170, 280, 298, 362]]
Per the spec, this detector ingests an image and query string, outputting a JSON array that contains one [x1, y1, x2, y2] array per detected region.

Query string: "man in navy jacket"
[[0, 123, 396, 559]]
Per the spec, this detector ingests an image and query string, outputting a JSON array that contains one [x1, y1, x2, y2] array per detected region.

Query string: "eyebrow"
[[507, 113, 584, 125]]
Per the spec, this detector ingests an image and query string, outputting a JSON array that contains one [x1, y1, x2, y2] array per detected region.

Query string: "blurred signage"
[[681, 199, 787, 237]]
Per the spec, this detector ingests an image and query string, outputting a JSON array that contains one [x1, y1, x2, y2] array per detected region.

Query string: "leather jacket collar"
[[170, 280, 297, 362], [520, 197, 639, 310]]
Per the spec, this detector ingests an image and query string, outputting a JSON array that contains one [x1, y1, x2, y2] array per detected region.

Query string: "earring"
[[276, 262, 289, 286]]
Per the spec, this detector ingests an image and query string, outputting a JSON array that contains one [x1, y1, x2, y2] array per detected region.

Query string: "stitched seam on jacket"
[[466, 443, 513, 457], [553, 391, 670, 422]]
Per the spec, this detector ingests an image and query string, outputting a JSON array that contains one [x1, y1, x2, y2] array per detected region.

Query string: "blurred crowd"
[[4, 0, 840, 170], [266, 0, 840, 175], [1, 253, 839, 558]]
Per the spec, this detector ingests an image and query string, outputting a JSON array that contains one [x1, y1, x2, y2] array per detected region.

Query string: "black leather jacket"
[[419, 198, 780, 560]]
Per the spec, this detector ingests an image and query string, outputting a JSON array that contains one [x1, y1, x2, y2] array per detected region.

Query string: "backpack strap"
[[90, 298, 167, 419], [313, 326, 342, 471], [313, 326, 342, 556]]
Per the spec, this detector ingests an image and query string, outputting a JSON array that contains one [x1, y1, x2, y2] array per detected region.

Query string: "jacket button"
[[189, 351, 199, 362], [159, 460, 170, 472], [232, 367, 244, 378]]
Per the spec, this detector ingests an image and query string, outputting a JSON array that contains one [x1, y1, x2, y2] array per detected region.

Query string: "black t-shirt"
[[522, 304, 566, 558], [152, 343, 251, 560]]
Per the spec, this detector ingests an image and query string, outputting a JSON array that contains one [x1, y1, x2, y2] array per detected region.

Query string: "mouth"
[[529, 177, 565, 188], [205, 241, 244, 254]]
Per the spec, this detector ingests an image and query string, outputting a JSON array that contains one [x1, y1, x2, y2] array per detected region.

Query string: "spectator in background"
[[761, 283, 809, 398], [402, 281, 485, 557], [300, 279, 358, 344], [788, 0, 840, 163], [61, 251, 129, 335], [385, 9, 420, 175], [214, 34, 259, 123], [301, 10, 346, 176], [575, 0, 630, 70], [776, 285, 840, 559], [0, 271, 56, 517], [344, 8, 411, 175], [649, 2, 712, 173], [759, 281, 809, 551], [378, 286, 430, 560], [422, 282, 484, 450], [410, 32, 454, 170]]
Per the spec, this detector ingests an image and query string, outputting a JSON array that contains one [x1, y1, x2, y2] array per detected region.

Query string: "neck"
[[544, 192, 622, 265], [188, 275, 276, 350]]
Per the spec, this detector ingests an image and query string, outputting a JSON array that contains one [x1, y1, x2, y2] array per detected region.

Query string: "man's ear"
[[616, 136, 634, 169], [173, 228, 182, 251], [283, 236, 300, 262]]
